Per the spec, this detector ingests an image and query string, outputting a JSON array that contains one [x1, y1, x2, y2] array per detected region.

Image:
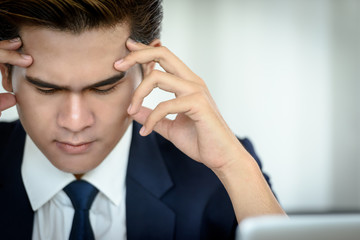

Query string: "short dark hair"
[[0, 0, 163, 44]]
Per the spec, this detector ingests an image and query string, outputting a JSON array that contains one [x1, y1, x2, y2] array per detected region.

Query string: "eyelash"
[[36, 85, 118, 95], [36, 88, 58, 95], [90, 85, 118, 95]]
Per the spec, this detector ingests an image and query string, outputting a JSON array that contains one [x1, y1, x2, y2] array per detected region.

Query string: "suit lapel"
[[126, 122, 175, 240], [0, 120, 176, 238]]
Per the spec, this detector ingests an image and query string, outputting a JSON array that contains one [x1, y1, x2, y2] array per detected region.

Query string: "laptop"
[[236, 214, 360, 240]]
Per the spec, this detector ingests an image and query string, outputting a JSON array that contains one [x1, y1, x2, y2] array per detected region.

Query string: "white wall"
[[158, 0, 360, 212], [1, 0, 359, 213], [330, 0, 360, 210]]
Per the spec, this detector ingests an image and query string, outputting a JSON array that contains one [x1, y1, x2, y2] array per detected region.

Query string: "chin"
[[48, 155, 103, 175]]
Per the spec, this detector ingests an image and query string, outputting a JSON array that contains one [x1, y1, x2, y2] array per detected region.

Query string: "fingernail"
[[114, 59, 124, 68], [9, 37, 20, 43], [139, 126, 146, 136], [21, 54, 32, 60], [127, 38, 137, 44], [127, 104, 132, 114]]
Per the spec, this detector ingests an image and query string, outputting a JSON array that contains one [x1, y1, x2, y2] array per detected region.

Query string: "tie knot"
[[64, 180, 99, 211]]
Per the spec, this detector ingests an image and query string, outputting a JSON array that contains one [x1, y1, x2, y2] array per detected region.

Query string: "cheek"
[[12, 80, 39, 118], [11, 68, 38, 114], [11, 74, 58, 129], [13, 83, 57, 144], [97, 83, 134, 123], [15, 87, 56, 130], [98, 70, 141, 123]]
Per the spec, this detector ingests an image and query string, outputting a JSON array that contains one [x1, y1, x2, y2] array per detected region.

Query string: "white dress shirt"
[[21, 124, 132, 240]]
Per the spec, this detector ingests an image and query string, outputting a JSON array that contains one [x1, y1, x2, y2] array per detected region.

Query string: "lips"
[[55, 141, 94, 154]]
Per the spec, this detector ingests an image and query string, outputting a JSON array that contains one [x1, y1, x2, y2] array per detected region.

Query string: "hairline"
[[6, 19, 132, 79], [17, 17, 131, 37]]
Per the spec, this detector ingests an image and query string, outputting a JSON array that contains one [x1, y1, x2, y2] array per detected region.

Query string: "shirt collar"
[[22, 123, 132, 211]]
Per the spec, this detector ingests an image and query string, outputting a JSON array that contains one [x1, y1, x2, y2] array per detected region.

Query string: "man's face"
[[10, 24, 141, 174]]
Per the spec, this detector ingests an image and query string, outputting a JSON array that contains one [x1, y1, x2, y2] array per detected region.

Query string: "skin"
[[1, 24, 148, 177], [0, 23, 286, 222]]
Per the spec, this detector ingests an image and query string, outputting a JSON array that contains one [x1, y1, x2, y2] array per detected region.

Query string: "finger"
[[130, 105, 172, 139], [0, 48, 33, 67], [0, 93, 16, 113], [139, 94, 202, 136], [126, 38, 153, 51], [128, 70, 200, 115], [115, 39, 196, 81], [0, 38, 33, 67], [0, 38, 23, 50]]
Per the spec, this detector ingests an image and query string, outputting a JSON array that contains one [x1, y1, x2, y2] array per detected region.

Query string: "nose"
[[57, 93, 95, 132]]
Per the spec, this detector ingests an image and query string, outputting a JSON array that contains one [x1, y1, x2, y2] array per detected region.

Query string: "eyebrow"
[[25, 72, 127, 90]]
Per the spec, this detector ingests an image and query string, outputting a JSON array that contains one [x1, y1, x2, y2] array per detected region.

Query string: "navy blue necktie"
[[64, 180, 99, 240]]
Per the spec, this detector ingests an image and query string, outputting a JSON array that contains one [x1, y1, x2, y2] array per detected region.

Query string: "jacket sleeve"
[[239, 137, 272, 190], [201, 137, 275, 240]]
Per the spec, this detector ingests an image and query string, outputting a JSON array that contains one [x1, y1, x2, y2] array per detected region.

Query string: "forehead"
[[19, 24, 130, 84]]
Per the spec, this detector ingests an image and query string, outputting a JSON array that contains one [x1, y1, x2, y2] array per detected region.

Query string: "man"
[[0, 0, 285, 239]]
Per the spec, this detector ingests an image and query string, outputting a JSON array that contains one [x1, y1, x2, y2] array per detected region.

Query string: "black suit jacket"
[[0, 120, 271, 240]]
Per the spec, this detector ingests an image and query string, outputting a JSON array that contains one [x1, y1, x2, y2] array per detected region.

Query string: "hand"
[[0, 38, 33, 117], [115, 39, 246, 171], [115, 39, 286, 222]]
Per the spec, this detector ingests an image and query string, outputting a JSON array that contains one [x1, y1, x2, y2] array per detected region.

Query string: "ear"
[[0, 64, 13, 92], [141, 39, 162, 77]]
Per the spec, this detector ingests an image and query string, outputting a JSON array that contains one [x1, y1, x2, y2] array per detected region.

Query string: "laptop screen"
[[236, 214, 360, 240]]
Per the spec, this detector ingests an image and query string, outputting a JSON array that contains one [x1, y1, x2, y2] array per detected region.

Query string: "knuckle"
[[125, 51, 137, 62], [155, 101, 173, 115], [146, 112, 160, 126], [198, 84, 209, 93], [157, 46, 169, 59], [127, 50, 136, 56], [197, 77, 206, 86], [158, 46, 169, 53], [147, 70, 164, 88], [157, 101, 170, 110], [149, 69, 163, 79], [189, 82, 207, 94], [192, 92, 208, 106]]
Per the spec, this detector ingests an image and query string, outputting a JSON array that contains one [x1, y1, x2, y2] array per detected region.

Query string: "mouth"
[[55, 141, 94, 155]]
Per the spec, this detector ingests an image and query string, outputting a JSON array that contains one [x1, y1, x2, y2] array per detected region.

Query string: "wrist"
[[211, 145, 262, 185]]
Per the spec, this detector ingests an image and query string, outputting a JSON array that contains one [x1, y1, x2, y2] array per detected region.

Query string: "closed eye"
[[90, 85, 118, 95], [26, 71, 127, 96], [36, 87, 60, 95], [36, 85, 119, 95]]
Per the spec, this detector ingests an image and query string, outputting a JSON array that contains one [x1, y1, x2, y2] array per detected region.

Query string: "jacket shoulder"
[[0, 120, 23, 153], [0, 120, 34, 238], [0, 120, 19, 139]]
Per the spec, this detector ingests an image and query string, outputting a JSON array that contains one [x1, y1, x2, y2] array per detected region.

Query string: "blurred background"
[[1, 0, 359, 214]]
